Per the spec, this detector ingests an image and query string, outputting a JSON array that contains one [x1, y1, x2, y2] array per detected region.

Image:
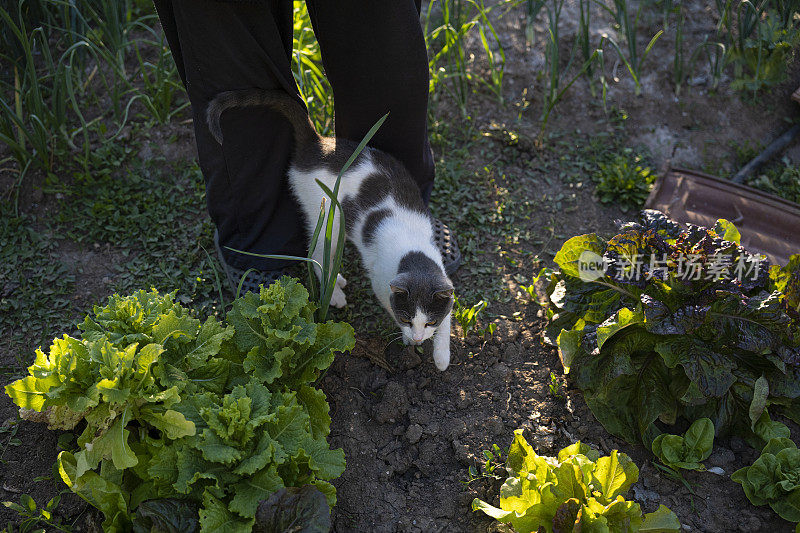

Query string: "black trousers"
[[153, 0, 434, 270]]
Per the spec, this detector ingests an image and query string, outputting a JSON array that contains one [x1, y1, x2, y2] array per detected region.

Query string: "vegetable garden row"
[[4, 210, 800, 531]]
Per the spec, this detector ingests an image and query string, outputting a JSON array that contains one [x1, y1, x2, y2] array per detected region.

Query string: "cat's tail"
[[205, 89, 318, 146]]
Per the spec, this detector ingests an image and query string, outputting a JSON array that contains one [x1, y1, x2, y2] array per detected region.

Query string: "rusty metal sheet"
[[645, 167, 800, 266]]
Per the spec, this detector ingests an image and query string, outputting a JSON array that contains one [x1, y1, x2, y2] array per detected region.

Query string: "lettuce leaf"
[[652, 418, 714, 471], [732, 438, 800, 523], [6, 277, 352, 530], [472, 432, 681, 533], [539, 211, 800, 446]]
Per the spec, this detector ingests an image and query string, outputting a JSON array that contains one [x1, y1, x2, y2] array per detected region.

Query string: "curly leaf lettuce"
[[6, 277, 352, 531], [472, 431, 681, 533]]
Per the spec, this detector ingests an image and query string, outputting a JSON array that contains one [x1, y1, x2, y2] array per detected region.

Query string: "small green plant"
[[729, 6, 800, 94], [593, 149, 654, 213], [472, 433, 681, 532], [464, 443, 505, 485], [732, 437, 800, 526], [747, 159, 800, 205], [453, 297, 496, 338], [2, 494, 72, 532], [548, 371, 564, 399], [0, 418, 21, 464], [651, 418, 714, 471]]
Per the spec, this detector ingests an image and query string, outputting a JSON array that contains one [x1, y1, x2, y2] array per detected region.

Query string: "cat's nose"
[[413, 333, 424, 343]]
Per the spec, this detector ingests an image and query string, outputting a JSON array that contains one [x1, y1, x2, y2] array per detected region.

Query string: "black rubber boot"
[[214, 230, 286, 295]]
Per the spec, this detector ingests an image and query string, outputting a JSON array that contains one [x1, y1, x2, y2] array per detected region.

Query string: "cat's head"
[[389, 252, 454, 344]]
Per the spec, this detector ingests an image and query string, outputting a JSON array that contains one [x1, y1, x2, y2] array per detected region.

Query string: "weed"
[[131, 31, 189, 124], [672, 3, 686, 96], [2, 494, 72, 533], [538, 0, 602, 140], [0, 205, 76, 366], [746, 157, 800, 204], [593, 148, 654, 213], [0, 2, 89, 179], [453, 296, 496, 338], [0, 419, 21, 464], [463, 443, 505, 485], [549, 371, 563, 398], [730, 9, 800, 94]]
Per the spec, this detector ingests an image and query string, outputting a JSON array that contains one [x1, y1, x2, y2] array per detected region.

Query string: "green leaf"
[[553, 234, 605, 279], [593, 450, 638, 502], [198, 491, 254, 533], [556, 328, 582, 374], [752, 410, 791, 447], [652, 418, 713, 471], [471, 498, 513, 521], [132, 498, 199, 533], [639, 504, 682, 532], [4, 376, 48, 411], [253, 485, 331, 533], [714, 219, 741, 244], [750, 376, 770, 431], [139, 408, 196, 440], [297, 386, 331, 439], [596, 308, 643, 351], [58, 451, 130, 532], [151, 311, 201, 348], [229, 466, 284, 518]]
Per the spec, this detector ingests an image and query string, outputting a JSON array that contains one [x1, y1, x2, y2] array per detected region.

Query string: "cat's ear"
[[390, 274, 409, 295], [390, 284, 407, 295], [434, 287, 454, 299]]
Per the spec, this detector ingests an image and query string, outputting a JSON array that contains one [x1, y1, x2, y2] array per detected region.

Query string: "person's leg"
[[153, 0, 307, 273], [305, 0, 435, 203]]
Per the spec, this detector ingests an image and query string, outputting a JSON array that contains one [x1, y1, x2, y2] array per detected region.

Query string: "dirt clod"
[[373, 381, 408, 424], [406, 423, 424, 444]]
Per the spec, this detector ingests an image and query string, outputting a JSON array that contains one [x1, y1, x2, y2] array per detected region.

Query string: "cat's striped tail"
[[205, 89, 318, 147]]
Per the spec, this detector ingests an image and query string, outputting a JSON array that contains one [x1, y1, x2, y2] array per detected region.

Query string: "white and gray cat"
[[207, 90, 454, 370]]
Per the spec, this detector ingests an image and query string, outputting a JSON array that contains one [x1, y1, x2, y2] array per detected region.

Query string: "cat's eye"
[[426, 321, 437, 327], [400, 319, 411, 325]]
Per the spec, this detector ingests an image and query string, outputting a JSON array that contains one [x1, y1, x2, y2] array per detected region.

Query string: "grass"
[[0, 204, 76, 370]]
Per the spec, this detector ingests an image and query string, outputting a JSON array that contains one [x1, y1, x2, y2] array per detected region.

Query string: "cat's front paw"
[[330, 285, 347, 308], [433, 344, 450, 371], [336, 273, 347, 288]]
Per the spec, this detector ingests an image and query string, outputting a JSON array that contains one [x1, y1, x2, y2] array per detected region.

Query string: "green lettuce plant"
[[732, 438, 800, 526], [472, 430, 681, 532], [5, 277, 353, 532], [651, 418, 714, 471], [536, 211, 800, 446]]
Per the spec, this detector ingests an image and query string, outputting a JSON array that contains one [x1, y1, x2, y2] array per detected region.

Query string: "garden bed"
[[3, 0, 800, 531]]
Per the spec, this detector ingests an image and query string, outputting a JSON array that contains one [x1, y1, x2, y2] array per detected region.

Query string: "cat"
[[206, 89, 454, 370]]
